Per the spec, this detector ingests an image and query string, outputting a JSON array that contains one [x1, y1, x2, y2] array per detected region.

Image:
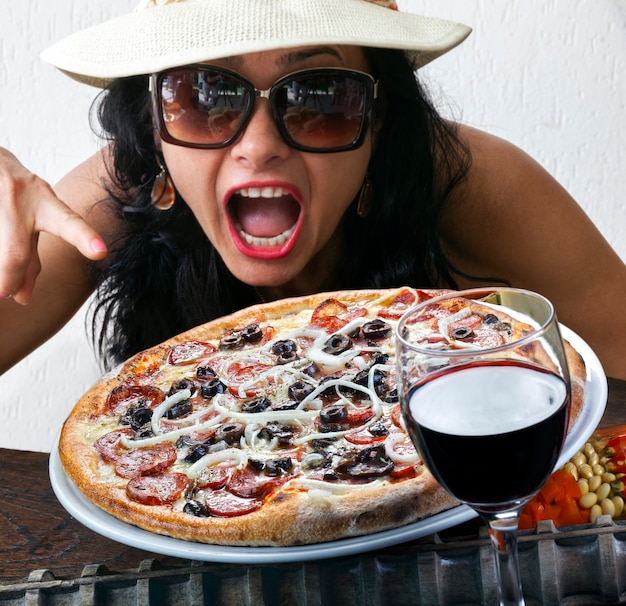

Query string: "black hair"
[[90, 48, 473, 369]]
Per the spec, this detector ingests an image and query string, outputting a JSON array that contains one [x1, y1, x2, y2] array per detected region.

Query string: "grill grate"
[[2, 517, 626, 605]]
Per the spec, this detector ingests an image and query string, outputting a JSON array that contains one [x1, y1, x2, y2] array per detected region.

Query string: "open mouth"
[[227, 185, 302, 259]]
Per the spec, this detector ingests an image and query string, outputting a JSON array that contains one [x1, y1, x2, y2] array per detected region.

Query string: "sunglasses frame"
[[150, 65, 379, 153]]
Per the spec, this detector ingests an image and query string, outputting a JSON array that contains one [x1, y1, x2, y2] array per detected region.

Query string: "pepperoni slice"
[[105, 385, 165, 416], [114, 443, 177, 479], [126, 472, 188, 505], [168, 341, 217, 366], [204, 490, 263, 517], [225, 361, 273, 397], [94, 428, 133, 462], [446, 312, 483, 332], [227, 466, 291, 499], [196, 466, 232, 490], [310, 298, 367, 332], [377, 288, 420, 320], [391, 404, 403, 428]]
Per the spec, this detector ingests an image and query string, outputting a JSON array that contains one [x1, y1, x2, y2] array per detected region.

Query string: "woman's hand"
[[0, 147, 108, 304]]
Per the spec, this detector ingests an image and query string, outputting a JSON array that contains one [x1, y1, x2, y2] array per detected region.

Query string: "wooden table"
[[1, 378, 625, 593]]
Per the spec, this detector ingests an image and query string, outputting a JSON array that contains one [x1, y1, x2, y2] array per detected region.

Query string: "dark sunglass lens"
[[160, 69, 250, 146], [276, 73, 367, 150]]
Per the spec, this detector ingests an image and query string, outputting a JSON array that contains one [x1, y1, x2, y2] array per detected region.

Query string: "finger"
[[34, 189, 108, 262]]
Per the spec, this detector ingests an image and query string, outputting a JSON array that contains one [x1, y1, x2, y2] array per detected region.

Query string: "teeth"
[[236, 223, 296, 247], [237, 186, 287, 199]]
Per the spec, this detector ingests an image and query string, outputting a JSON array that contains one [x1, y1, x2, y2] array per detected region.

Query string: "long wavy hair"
[[90, 48, 472, 369]]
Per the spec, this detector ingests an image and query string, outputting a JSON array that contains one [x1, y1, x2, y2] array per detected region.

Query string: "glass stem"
[[484, 510, 525, 606]]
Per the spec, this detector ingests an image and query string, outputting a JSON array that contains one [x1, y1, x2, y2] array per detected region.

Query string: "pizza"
[[58, 287, 587, 547]]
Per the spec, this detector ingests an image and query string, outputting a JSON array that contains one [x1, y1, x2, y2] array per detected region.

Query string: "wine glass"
[[395, 288, 571, 606]]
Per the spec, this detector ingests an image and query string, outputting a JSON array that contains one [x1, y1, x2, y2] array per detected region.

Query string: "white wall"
[[1, 0, 624, 452]]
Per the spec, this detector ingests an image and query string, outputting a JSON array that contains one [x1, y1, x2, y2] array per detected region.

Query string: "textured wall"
[[1, 0, 624, 452]]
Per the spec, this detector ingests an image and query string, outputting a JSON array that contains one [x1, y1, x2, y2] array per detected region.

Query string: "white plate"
[[49, 325, 606, 564]]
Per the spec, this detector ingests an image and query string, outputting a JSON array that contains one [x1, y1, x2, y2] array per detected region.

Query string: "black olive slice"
[[277, 350, 299, 364], [214, 422, 245, 444], [450, 326, 474, 340], [322, 334, 352, 355], [288, 380, 315, 402], [196, 365, 217, 381], [165, 399, 193, 419], [122, 405, 153, 431], [201, 377, 226, 398], [337, 445, 394, 479], [241, 323, 263, 343], [184, 443, 211, 463], [220, 333, 244, 349], [362, 319, 391, 340], [241, 397, 271, 414], [168, 378, 196, 397], [320, 404, 348, 424], [272, 339, 297, 356], [183, 500, 211, 517]]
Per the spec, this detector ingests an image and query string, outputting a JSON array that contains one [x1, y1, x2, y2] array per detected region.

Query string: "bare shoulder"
[[440, 124, 626, 379]]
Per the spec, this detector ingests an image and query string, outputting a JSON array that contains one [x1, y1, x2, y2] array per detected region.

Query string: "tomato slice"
[[126, 472, 188, 506], [390, 464, 419, 479], [345, 429, 387, 445], [345, 404, 375, 426], [391, 404, 403, 428]]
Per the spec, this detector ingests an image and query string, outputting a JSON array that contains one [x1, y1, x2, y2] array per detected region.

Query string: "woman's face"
[[160, 45, 373, 297]]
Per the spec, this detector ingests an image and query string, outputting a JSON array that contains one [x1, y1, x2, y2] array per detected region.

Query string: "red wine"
[[404, 361, 568, 511]]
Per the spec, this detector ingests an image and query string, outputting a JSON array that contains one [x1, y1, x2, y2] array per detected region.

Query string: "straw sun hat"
[[41, 0, 471, 88]]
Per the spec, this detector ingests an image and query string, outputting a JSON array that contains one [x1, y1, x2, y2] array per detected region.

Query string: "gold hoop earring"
[[356, 176, 374, 218], [151, 161, 176, 211]]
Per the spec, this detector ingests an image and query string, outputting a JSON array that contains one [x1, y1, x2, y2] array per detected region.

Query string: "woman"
[[1, 0, 625, 379]]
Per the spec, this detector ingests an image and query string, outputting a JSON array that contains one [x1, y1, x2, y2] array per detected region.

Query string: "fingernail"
[[91, 238, 107, 253], [0, 293, 12, 299]]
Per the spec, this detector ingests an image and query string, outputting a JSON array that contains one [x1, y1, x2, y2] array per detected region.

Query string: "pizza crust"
[[58, 288, 588, 547]]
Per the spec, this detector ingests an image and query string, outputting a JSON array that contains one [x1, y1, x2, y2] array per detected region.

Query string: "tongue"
[[233, 196, 300, 238]]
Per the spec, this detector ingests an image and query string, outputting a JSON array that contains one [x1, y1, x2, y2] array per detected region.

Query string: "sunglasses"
[[150, 65, 379, 153]]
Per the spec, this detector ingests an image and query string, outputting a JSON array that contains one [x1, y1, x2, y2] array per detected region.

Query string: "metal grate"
[[2, 517, 626, 605]]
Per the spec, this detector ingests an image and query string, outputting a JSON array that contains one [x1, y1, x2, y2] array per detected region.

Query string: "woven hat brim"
[[40, 0, 471, 88]]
